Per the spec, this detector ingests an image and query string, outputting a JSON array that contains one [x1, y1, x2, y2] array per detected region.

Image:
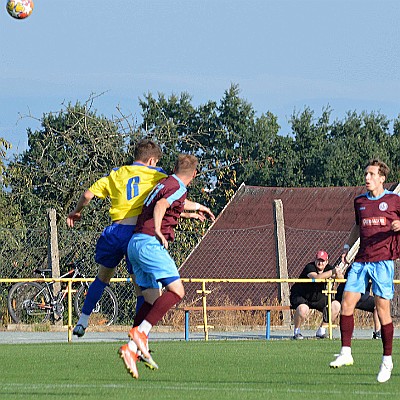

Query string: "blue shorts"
[[95, 223, 135, 274], [127, 233, 179, 290], [344, 260, 394, 300]]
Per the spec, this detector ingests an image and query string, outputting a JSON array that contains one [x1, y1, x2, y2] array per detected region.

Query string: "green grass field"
[[0, 339, 399, 400]]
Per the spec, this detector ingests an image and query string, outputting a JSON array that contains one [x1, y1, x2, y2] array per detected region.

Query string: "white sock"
[[138, 320, 152, 336], [128, 340, 137, 353], [294, 328, 300, 335], [317, 327, 326, 335], [340, 346, 352, 356], [382, 355, 393, 365], [77, 313, 90, 328]]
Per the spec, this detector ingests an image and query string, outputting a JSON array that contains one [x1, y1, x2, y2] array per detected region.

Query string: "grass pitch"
[[0, 339, 399, 399]]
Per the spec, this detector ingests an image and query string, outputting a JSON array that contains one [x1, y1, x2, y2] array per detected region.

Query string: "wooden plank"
[[181, 305, 290, 311]]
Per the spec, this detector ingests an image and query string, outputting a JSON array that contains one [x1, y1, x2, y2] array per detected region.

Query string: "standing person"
[[329, 159, 400, 383], [335, 265, 381, 339], [118, 154, 215, 379], [290, 250, 341, 339], [67, 139, 167, 337]]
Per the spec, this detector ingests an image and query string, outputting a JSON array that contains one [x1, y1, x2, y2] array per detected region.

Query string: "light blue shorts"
[[344, 260, 394, 300], [127, 233, 179, 290]]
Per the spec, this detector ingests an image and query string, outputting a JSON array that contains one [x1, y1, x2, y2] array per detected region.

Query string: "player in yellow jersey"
[[66, 139, 167, 338]]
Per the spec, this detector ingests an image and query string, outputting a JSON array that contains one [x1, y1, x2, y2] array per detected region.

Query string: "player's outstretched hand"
[[198, 206, 215, 221], [66, 212, 82, 228]]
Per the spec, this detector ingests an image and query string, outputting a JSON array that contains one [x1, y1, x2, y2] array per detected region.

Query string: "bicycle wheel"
[[7, 282, 52, 324], [74, 285, 118, 326]]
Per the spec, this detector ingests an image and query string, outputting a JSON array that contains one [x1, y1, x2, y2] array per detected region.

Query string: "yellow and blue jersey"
[[89, 162, 167, 221]]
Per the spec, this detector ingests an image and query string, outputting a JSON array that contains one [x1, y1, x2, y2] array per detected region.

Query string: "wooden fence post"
[[273, 199, 291, 326], [47, 208, 62, 325]]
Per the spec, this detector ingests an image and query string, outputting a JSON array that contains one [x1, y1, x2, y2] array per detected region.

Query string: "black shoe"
[[373, 330, 381, 339], [316, 333, 328, 339], [293, 333, 304, 340], [73, 324, 86, 337]]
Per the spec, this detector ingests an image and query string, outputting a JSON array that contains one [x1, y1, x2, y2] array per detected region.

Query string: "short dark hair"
[[134, 139, 162, 162], [366, 158, 390, 179], [174, 154, 198, 175]]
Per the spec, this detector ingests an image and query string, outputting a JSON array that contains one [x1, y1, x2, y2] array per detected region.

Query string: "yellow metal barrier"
[[0, 277, 133, 342], [322, 281, 337, 340], [67, 281, 73, 342], [2, 277, 399, 342], [182, 278, 346, 341]]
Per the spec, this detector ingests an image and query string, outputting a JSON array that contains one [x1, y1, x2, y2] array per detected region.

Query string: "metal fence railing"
[[2, 276, 400, 342], [1, 218, 399, 334]]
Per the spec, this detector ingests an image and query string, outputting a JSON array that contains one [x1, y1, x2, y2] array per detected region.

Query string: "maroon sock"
[[381, 322, 394, 356], [340, 314, 354, 347], [144, 291, 182, 326], [133, 302, 152, 327]]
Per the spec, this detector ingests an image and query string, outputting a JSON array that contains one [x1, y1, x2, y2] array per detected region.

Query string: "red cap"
[[316, 250, 328, 261]]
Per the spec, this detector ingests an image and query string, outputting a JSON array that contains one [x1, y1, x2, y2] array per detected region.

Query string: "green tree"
[[289, 107, 332, 186], [4, 86, 400, 230], [5, 102, 127, 228], [326, 111, 398, 185], [0, 138, 18, 228], [137, 85, 286, 214]]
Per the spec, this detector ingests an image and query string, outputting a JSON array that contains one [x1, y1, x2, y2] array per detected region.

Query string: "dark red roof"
[[213, 184, 364, 231], [179, 183, 398, 307]]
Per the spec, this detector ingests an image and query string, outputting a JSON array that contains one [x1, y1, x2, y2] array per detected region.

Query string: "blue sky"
[[1, 0, 399, 155]]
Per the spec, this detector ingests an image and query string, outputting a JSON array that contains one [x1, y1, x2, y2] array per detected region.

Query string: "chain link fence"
[[1, 223, 399, 332], [179, 226, 351, 306], [0, 224, 204, 328], [178, 225, 400, 331]]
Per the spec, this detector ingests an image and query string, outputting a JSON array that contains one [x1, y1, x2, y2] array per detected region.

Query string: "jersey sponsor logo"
[[379, 202, 388, 211], [361, 217, 387, 227]]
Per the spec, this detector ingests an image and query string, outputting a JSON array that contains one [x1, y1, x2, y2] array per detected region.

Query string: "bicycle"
[[7, 259, 118, 325]]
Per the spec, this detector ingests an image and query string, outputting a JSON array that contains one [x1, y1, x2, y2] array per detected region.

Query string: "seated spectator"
[[290, 250, 341, 339], [335, 264, 381, 339]]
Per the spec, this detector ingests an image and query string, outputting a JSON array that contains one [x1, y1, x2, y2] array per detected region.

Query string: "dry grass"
[[161, 297, 376, 330], [162, 298, 286, 329]]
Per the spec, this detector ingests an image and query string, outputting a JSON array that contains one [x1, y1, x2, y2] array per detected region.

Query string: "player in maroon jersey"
[[119, 154, 215, 378], [330, 159, 400, 383]]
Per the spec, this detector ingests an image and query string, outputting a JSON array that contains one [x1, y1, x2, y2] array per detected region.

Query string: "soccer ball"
[[6, 0, 34, 20]]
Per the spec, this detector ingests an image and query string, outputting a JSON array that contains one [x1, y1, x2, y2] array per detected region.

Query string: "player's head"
[[364, 159, 389, 192], [365, 158, 389, 179], [134, 139, 163, 166], [174, 154, 198, 181]]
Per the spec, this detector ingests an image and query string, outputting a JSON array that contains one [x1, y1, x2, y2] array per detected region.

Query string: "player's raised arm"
[[66, 190, 95, 227]]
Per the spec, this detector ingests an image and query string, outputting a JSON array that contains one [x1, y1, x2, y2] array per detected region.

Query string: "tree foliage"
[[1, 85, 399, 233], [5, 101, 128, 228]]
